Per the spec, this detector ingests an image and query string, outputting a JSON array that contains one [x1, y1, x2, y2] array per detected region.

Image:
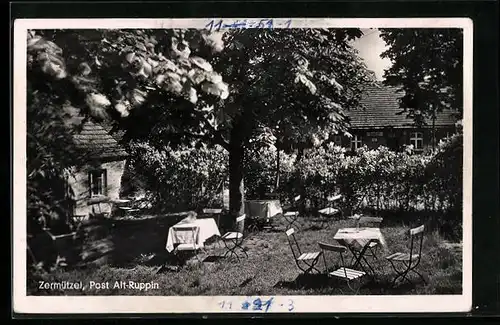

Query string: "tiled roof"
[[73, 120, 128, 160], [101, 124, 126, 143], [346, 83, 459, 129]]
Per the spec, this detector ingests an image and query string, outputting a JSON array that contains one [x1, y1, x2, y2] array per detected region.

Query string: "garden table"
[[333, 227, 387, 274], [245, 200, 283, 231], [244, 200, 283, 220], [165, 218, 221, 253]]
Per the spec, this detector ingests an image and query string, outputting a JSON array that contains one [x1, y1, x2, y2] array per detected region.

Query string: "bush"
[[125, 133, 462, 237], [286, 138, 462, 234], [243, 146, 296, 201], [127, 142, 228, 212]]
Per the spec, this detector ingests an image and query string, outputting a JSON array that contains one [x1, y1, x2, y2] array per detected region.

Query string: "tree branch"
[[201, 117, 230, 150], [168, 130, 230, 151]]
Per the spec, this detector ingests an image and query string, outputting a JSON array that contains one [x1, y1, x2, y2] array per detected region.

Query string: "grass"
[[28, 215, 462, 296]]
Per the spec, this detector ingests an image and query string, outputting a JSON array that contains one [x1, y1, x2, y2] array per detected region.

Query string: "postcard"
[[13, 17, 472, 314]]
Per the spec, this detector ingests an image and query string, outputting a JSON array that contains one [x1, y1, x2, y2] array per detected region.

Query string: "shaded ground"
[[28, 215, 462, 296]]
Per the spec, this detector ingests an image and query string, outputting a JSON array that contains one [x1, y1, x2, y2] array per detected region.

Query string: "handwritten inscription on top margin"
[[205, 19, 292, 32]]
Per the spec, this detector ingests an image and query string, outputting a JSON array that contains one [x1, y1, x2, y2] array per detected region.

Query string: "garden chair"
[[202, 208, 224, 247], [285, 228, 322, 275], [70, 215, 86, 230], [43, 228, 78, 268], [221, 214, 248, 261], [171, 225, 203, 264], [318, 194, 343, 228], [386, 224, 427, 287], [349, 216, 384, 262], [283, 195, 301, 229], [202, 208, 223, 227], [318, 241, 367, 294]]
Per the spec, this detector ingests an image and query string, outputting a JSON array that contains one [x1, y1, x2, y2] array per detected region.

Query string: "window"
[[409, 132, 424, 151], [350, 135, 362, 150], [89, 169, 107, 197], [333, 135, 342, 146]]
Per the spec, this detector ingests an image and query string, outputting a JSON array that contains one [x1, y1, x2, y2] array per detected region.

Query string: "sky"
[[351, 28, 392, 81]]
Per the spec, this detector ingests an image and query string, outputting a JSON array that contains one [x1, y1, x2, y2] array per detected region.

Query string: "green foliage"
[[292, 142, 461, 217], [28, 28, 374, 218], [129, 133, 462, 231], [379, 29, 463, 124], [29, 28, 372, 150], [217, 29, 374, 148], [243, 146, 296, 199], [425, 133, 463, 227], [127, 142, 228, 212], [26, 89, 83, 234]]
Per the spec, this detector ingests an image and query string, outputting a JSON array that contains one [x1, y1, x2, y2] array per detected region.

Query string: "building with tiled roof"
[[66, 120, 129, 218], [332, 82, 460, 152]]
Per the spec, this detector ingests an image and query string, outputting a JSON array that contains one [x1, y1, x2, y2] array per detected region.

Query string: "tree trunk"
[[275, 143, 280, 193], [228, 140, 245, 232]]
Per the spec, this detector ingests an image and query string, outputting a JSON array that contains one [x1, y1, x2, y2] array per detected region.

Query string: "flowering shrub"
[[128, 142, 228, 212], [291, 139, 461, 220], [243, 146, 296, 200], [126, 132, 462, 233]]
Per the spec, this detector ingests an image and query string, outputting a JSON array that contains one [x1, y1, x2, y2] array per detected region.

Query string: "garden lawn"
[[29, 216, 462, 296]]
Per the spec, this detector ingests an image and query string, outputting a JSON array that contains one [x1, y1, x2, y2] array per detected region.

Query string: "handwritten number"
[[206, 19, 223, 32], [205, 20, 214, 32], [219, 300, 233, 310], [208, 18, 287, 30], [258, 19, 273, 29], [214, 20, 223, 32], [252, 298, 263, 311], [287, 299, 294, 312], [263, 297, 274, 312], [241, 300, 251, 310]]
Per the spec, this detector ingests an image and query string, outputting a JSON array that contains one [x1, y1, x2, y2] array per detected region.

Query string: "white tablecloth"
[[245, 200, 283, 220], [333, 227, 387, 250], [165, 218, 221, 252]]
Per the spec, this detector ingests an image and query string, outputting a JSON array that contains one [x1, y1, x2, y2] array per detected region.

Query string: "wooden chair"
[[221, 214, 248, 261], [285, 228, 322, 274], [318, 241, 367, 293], [283, 195, 301, 229], [350, 216, 384, 261], [386, 225, 426, 287], [171, 225, 203, 264], [318, 194, 343, 228]]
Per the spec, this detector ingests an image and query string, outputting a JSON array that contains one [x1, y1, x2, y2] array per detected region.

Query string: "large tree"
[[379, 28, 463, 126], [27, 27, 372, 222]]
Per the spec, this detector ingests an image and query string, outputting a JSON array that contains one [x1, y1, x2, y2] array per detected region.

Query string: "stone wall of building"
[[67, 159, 127, 218]]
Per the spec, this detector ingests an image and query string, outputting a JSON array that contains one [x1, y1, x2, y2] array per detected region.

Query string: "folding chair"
[[285, 228, 322, 274], [350, 216, 384, 262], [318, 194, 342, 228], [43, 228, 78, 268], [70, 215, 86, 230], [221, 214, 248, 261], [203, 208, 224, 247], [386, 224, 426, 287], [171, 225, 203, 264], [318, 241, 367, 293], [283, 195, 301, 229]]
